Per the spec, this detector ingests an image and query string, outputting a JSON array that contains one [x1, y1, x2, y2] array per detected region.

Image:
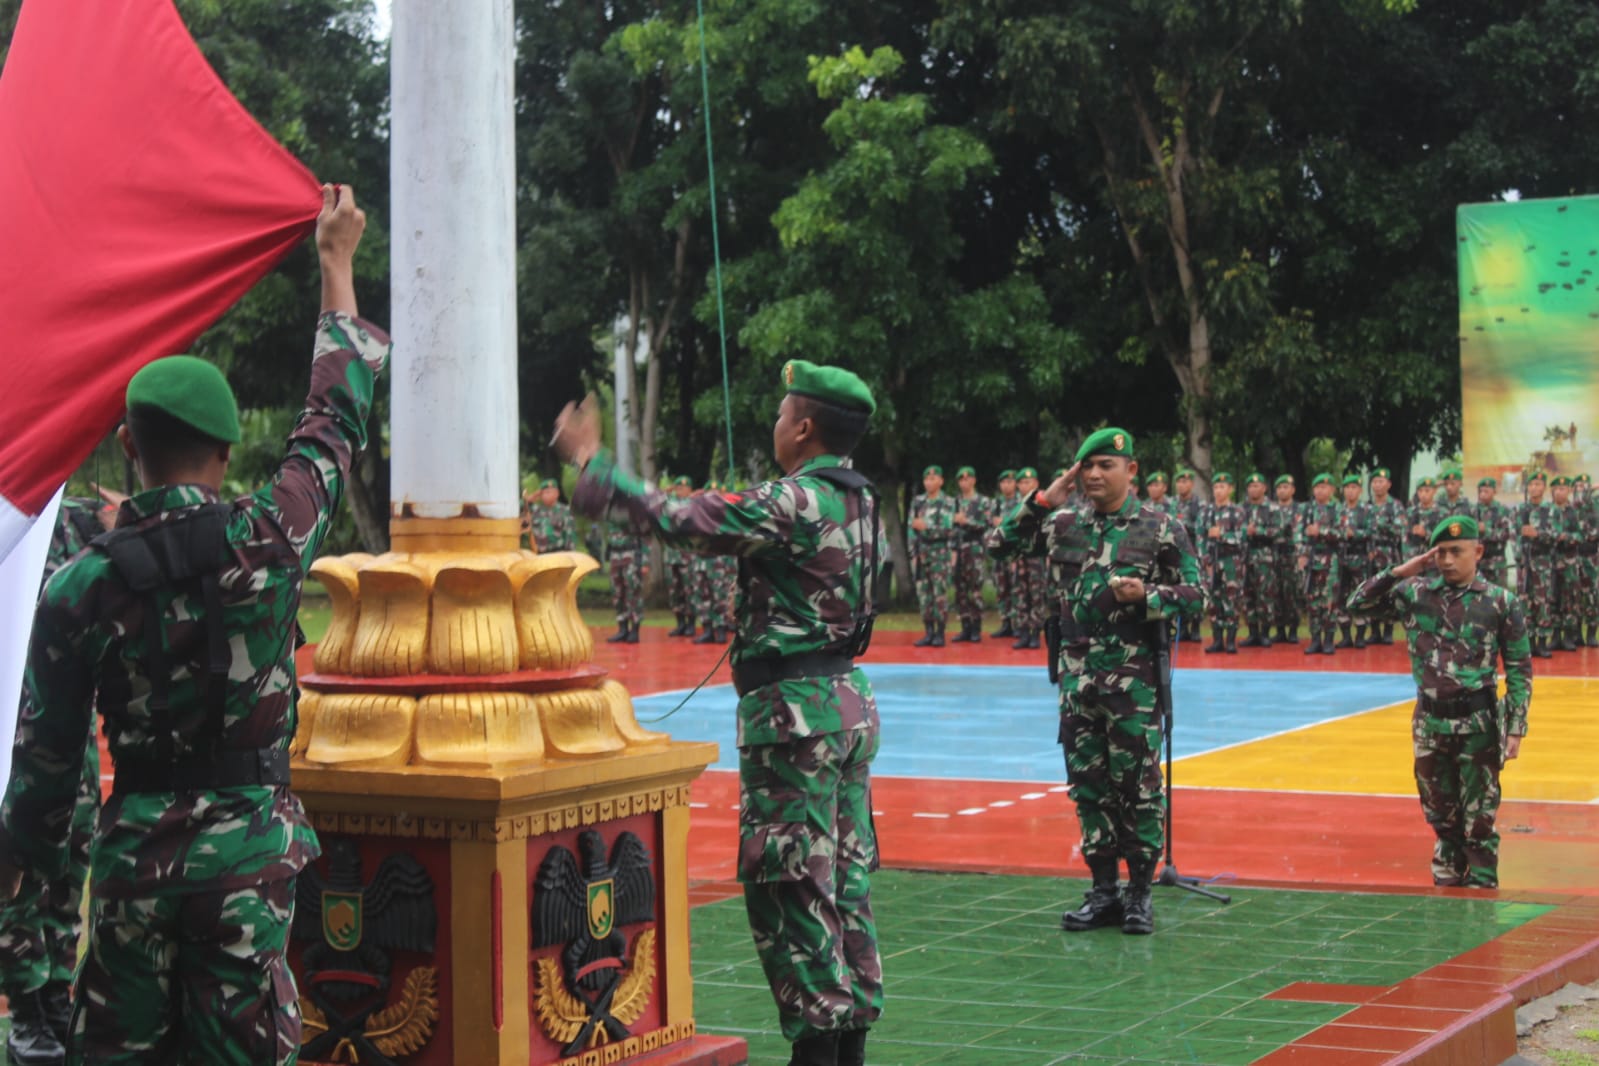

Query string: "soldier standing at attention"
[[1576, 474, 1599, 646], [1173, 470, 1205, 641], [1240, 473, 1283, 647], [605, 521, 647, 644], [1438, 468, 1472, 519], [908, 465, 957, 648], [1298, 474, 1343, 655], [1548, 476, 1583, 652], [1202, 473, 1245, 654], [990, 470, 1020, 639], [1334, 475, 1374, 649], [1518, 473, 1556, 658], [1347, 517, 1531, 888], [0, 185, 386, 1064], [1408, 477, 1447, 556], [1472, 478, 1513, 591], [554, 362, 885, 1066], [1008, 468, 1048, 649], [1366, 469, 1406, 645], [1272, 475, 1303, 644], [665, 476, 697, 637], [1144, 472, 1176, 517], [950, 466, 990, 643], [986, 429, 1201, 935], [693, 481, 738, 646]]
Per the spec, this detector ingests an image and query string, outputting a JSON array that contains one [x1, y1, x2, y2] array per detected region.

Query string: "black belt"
[[1418, 689, 1496, 719], [731, 653, 854, 697], [1247, 536, 1274, 547], [1058, 620, 1150, 645], [113, 748, 290, 794], [1211, 544, 1242, 556]]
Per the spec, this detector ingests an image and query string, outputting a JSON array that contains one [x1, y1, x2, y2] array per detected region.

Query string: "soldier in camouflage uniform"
[[691, 482, 737, 645], [908, 465, 957, 647], [1518, 474, 1556, 658], [1437, 467, 1472, 520], [1173, 470, 1205, 641], [1201, 473, 1245, 654], [1272, 475, 1303, 644], [1366, 469, 1406, 645], [0, 499, 108, 1065], [1347, 516, 1532, 888], [1334, 475, 1374, 649], [525, 477, 576, 553], [1472, 477, 1513, 591], [1407, 477, 1447, 556], [1008, 468, 1048, 649], [949, 466, 989, 643], [986, 428, 1202, 935], [554, 360, 885, 1066], [1298, 474, 1343, 655], [1548, 476, 1583, 651], [1577, 474, 1599, 646], [605, 522, 647, 644], [664, 477, 697, 636], [1240, 473, 1284, 647], [989, 471, 1019, 638], [0, 185, 384, 1066], [1143, 472, 1176, 518]]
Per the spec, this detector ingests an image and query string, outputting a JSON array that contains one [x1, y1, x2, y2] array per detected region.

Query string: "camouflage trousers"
[[71, 877, 299, 1066], [952, 544, 986, 623], [1207, 554, 1242, 627], [1523, 552, 1554, 643], [1413, 717, 1503, 887], [1582, 553, 1599, 627], [912, 545, 954, 628], [695, 557, 736, 629], [667, 560, 692, 617], [1012, 558, 1047, 633], [0, 742, 99, 993], [994, 557, 1017, 627], [1242, 547, 1277, 630], [1335, 557, 1370, 626], [1061, 690, 1164, 866], [1272, 550, 1303, 629], [1303, 559, 1340, 630], [739, 727, 883, 1043], [1553, 554, 1583, 634], [609, 550, 644, 626]]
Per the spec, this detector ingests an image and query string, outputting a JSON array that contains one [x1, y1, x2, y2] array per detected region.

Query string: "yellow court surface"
[[1174, 676, 1599, 802]]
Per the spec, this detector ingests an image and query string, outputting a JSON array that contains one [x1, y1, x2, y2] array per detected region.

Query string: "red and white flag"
[[0, 0, 322, 561]]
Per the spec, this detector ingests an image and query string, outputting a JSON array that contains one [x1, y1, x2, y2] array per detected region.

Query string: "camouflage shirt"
[[1242, 500, 1287, 549], [1, 312, 390, 899], [1471, 500, 1514, 561], [1368, 497, 1406, 552], [43, 497, 105, 585], [908, 492, 957, 549], [1347, 569, 1532, 737], [1336, 500, 1373, 565], [527, 500, 576, 552], [952, 492, 991, 547], [1407, 503, 1447, 553], [986, 493, 1202, 698], [1519, 500, 1556, 557], [1298, 500, 1341, 567], [572, 449, 885, 748]]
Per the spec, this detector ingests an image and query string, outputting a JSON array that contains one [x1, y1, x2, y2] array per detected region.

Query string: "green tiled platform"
[[690, 871, 1549, 1066]]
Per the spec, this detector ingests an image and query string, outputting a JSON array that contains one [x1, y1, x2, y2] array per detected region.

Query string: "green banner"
[[1458, 196, 1599, 492]]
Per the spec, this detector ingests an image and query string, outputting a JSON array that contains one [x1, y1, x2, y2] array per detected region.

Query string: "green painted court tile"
[[965, 1022, 1120, 1056], [1141, 1036, 1277, 1065], [1179, 1016, 1332, 1045]]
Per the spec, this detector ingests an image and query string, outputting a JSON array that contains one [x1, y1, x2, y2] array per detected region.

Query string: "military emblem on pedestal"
[[293, 838, 440, 1065], [532, 830, 658, 1057]]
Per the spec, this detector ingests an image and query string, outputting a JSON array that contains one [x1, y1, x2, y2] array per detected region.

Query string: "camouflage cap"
[[956, 465, 976, 478], [1311, 473, 1334, 487], [1212, 472, 1233, 485], [997, 469, 1016, 480], [1477, 476, 1497, 489], [1341, 474, 1361, 487], [125, 355, 241, 443], [1370, 467, 1392, 480], [1274, 474, 1295, 487], [1430, 515, 1479, 546], [1145, 471, 1168, 486], [1016, 466, 1039, 480], [1074, 427, 1134, 464], [782, 359, 875, 414], [1246, 472, 1266, 485], [923, 464, 943, 477]]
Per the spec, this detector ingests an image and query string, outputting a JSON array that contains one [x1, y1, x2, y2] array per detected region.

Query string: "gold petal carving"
[[415, 691, 544, 768], [308, 553, 369, 673], [430, 556, 519, 674], [539, 688, 624, 756], [600, 681, 668, 747], [351, 558, 431, 676], [303, 692, 417, 767]]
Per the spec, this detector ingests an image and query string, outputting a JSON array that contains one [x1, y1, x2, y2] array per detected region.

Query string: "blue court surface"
[[630, 665, 1414, 781]]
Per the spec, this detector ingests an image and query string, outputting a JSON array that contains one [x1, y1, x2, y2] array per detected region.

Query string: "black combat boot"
[[1121, 859, 1156, 935], [930, 624, 946, 648], [1377, 622, 1395, 645], [1257, 627, 1273, 648], [1240, 628, 1265, 648], [1023, 628, 1041, 650], [1061, 856, 1123, 931], [992, 619, 1015, 638], [1562, 626, 1580, 652], [1533, 638, 1553, 659], [1303, 629, 1323, 655], [1012, 627, 1033, 650], [710, 626, 727, 644], [623, 620, 640, 644], [1203, 626, 1225, 654], [668, 613, 689, 637], [837, 1028, 868, 1066], [4, 986, 66, 1066], [788, 1031, 840, 1066], [914, 622, 936, 647], [606, 622, 630, 644], [1285, 624, 1300, 644], [1334, 624, 1355, 649], [1224, 626, 1239, 654], [951, 619, 974, 643], [968, 620, 982, 643], [1354, 624, 1368, 649], [693, 623, 718, 644], [1322, 628, 1337, 654], [1587, 624, 1599, 647]]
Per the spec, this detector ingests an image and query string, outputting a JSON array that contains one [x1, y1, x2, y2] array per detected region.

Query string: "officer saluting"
[[0, 184, 388, 1062], [986, 429, 1202, 935], [1347, 516, 1532, 888], [554, 361, 885, 1066]]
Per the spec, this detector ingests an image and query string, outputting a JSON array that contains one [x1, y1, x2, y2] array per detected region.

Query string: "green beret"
[[956, 465, 976, 478], [672, 475, 693, 487], [702, 480, 718, 491], [1311, 473, 1333, 487], [997, 469, 1016, 480], [126, 355, 240, 444], [1551, 475, 1572, 487], [1578, 474, 1592, 484], [1274, 474, 1294, 487], [1074, 427, 1135, 464], [923, 464, 943, 477], [1016, 467, 1039, 480], [1477, 477, 1496, 489], [1417, 477, 1437, 489], [1053, 468, 1068, 480], [1145, 471, 1168, 486], [1212, 472, 1233, 485], [1246, 472, 1266, 486], [1430, 515, 1479, 546], [1370, 467, 1391, 480], [783, 359, 875, 414], [1525, 471, 1546, 483], [1341, 474, 1361, 487], [1442, 467, 1463, 480], [1176, 469, 1196, 480], [540, 478, 559, 490]]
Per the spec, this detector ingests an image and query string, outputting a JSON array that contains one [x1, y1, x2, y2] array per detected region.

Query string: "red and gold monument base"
[[288, 519, 747, 1066]]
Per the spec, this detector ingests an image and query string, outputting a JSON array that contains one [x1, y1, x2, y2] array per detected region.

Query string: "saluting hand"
[[1391, 547, 1437, 579], [1038, 463, 1081, 509]]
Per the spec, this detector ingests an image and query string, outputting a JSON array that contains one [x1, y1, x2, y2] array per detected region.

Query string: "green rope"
[[696, 0, 736, 485]]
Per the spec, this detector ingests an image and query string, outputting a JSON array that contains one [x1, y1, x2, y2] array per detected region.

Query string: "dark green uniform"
[[605, 525, 646, 638], [908, 490, 956, 635], [526, 499, 575, 553], [951, 483, 991, 638], [1298, 487, 1343, 653], [1334, 489, 1374, 645], [1472, 497, 1513, 590], [1, 313, 389, 1065], [990, 482, 1020, 636], [1240, 487, 1285, 644], [1518, 495, 1557, 654], [1272, 491, 1304, 641], [1200, 485, 1245, 649]]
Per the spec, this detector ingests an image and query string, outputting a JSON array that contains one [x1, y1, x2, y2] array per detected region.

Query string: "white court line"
[[1020, 792, 1047, 800], [912, 812, 950, 819], [956, 807, 987, 816]]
